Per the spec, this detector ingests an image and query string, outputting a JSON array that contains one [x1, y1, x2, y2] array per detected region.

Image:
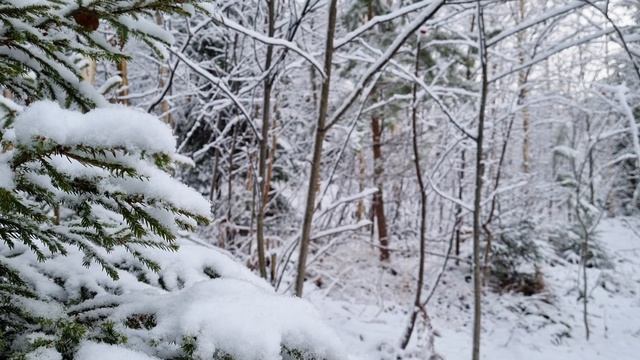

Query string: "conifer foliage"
[[0, 0, 211, 357], [0, 0, 199, 110]]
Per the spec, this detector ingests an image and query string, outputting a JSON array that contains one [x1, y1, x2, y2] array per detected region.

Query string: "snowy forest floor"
[[301, 218, 640, 360]]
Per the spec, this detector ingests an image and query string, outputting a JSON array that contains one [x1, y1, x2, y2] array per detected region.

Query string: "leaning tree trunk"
[[294, 0, 338, 297]]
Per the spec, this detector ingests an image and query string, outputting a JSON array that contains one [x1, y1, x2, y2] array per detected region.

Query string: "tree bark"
[[400, 38, 426, 349], [256, 0, 277, 279], [356, 150, 367, 220], [455, 149, 465, 263], [155, 11, 173, 126], [117, 60, 129, 106], [295, 0, 338, 297], [518, 0, 530, 174], [371, 115, 390, 262], [210, 148, 221, 202], [455, 16, 475, 265], [82, 59, 97, 85], [472, 4, 488, 360]]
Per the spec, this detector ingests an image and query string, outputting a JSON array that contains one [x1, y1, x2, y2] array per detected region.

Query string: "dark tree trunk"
[[371, 116, 390, 262]]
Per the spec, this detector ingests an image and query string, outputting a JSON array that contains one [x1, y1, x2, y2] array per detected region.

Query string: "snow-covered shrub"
[[547, 224, 610, 269], [487, 219, 545, 295], [550, 107, 612, 269]]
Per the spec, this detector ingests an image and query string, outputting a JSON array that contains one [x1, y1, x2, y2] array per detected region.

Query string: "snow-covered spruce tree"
[[0, 2, 344, 359], [0, 0, 209, 355]]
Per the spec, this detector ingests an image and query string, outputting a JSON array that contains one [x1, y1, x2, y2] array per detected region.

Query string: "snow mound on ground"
[[308, 218, 640, 360]]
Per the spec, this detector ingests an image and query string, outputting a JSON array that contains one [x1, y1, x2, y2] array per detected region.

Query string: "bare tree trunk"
[[577, 115, 595, 341], [117, 60, 129, 106], [256, 0, 277, 279], [210, 149, 221, 202], [455, 16, 475, 265], [356, 150, 367, 220], [472, 4, 488, 360], [371, 115, 390, 262], [581, 223, 590, 341], [586, 116, 595, 204], [265, 120, 277, 204], [362, 0, 390, 264], [401, 39, 427, 349], [82, 59, 97, 85], [155, 11, 173, 126], [455, 149, 465, 263], [575, 174, 591, 341], [223, 126, 239, 249], [518, 0, 530, 174], [295, 0, 338, 297]]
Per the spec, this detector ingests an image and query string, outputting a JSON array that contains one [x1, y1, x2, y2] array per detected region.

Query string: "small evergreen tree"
[[0, 1, 210, 356]]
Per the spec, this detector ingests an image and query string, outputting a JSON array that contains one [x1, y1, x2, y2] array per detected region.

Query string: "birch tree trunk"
[[256, 0, 277, 279], [518, 0, 531, 174]]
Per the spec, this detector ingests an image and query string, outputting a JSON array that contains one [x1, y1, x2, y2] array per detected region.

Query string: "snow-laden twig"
[[209, 13, 325, 77], [480, 180, 528, 207], [334, 0, 437, 49], [311, 220, 372, 240], [326, 0, 445, 129], [487, 1, 592, 47], [317, 188, 378, 219], [168, 48, 261, 141], [491, 27, 615, 83], [354, 39, 477, 141]]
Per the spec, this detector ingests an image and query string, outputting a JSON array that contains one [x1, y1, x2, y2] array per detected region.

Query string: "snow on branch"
[[318, 187, 378, 217], [14, 101, 175, 154], [491, 27, 616, 83], [487, 1, 591, 47], [334, 0, 438, 50], [311, 220, 372, 240], [208, 12, 326, 77], [167, 48, 261, 141], [327, 0, 445, 129]]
